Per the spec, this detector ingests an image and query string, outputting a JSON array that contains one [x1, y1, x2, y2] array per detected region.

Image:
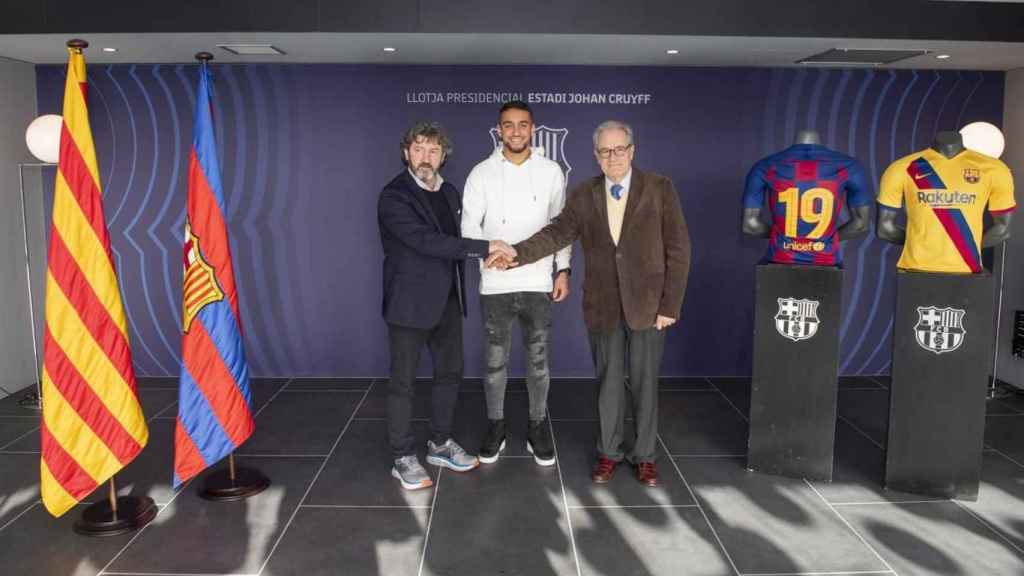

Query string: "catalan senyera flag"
[[173, 61, 254, 486], [40, 47, 149, 517]]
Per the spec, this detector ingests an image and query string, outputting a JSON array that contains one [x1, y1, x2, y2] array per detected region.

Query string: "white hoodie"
[[461, 147, 572, 295]]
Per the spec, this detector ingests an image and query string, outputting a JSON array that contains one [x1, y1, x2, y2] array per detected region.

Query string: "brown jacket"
[[514, 169, 691, 332]]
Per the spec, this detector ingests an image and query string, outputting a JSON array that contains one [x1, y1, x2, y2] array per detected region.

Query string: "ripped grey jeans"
[[480, 292, 552, 422]]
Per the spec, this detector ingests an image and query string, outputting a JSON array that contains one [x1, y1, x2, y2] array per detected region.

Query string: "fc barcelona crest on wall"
[[489, 125, 572, 180], [915, 306, 967, 354], [775, 297, 820, 342]]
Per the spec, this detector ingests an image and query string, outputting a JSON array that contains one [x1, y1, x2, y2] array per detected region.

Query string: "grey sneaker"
[[426, 439, 480, 472], [391, 455, 434, 491]]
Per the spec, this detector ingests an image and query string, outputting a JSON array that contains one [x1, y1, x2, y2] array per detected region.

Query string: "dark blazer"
[[378, 170, 489, 329], [514, 169, 691, 332]]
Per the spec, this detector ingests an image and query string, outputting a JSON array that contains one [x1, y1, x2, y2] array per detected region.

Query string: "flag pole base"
[[198, 467, 270, 502], [73, 496, 157, 537], [18, 389, 42, 411]]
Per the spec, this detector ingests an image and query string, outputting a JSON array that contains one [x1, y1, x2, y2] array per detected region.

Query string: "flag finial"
[[66, 38, 88, 51], [195, 51, 214, 63]]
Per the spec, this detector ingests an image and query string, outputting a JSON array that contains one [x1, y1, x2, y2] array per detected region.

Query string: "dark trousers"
[[588, 323, 665, 463], [386, 295, 463, 458]]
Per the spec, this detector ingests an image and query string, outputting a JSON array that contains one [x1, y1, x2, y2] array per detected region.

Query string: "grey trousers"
[[481, 292, 552, 421], [588, 323, 665, 463]]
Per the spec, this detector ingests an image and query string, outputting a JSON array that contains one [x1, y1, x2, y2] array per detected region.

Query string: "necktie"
[[610, 183, 623, 200]]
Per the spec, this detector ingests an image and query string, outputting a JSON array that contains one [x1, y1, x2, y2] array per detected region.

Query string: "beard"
[[503, 139, 529, 154], [414, 163, 436, 181]]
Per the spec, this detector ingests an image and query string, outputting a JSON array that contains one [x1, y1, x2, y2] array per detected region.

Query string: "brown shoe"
[[636, 462, 659, 487], [591, 456, 619, 483]]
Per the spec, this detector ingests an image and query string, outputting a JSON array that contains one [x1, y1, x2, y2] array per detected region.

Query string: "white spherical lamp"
[[25, 114, 63, 164], [960, 121, 1005, 159]]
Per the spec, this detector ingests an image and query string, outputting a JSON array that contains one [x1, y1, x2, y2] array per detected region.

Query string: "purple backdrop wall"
[[35, 64, 1005, 378]]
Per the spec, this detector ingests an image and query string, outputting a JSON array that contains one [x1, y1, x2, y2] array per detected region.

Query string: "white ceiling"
[[0, 32, 1022, 70]]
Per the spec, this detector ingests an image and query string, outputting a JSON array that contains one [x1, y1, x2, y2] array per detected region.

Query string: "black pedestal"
[[748, 264, 843, 481], [885, 270, 993, 500], [73, 496, 157, 537], [199, 466, 270, 502]]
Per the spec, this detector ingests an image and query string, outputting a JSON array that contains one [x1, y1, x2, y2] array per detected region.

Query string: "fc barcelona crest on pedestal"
[[774, 297, 820, 342], [749, 265, 843, 481], [914, 306, 966, 354]]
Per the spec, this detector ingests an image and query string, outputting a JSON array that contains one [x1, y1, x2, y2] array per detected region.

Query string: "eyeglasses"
[[595, 144, 633, 159]]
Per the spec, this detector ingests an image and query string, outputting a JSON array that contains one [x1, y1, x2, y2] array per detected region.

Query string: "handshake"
[[486, 240, 519, 270]]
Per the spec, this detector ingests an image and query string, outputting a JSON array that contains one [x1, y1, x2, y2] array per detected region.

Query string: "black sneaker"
[[479, 419, 506, 464], [527, 419, 556, 466]]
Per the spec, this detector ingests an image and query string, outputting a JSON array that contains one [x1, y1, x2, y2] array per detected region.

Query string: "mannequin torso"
[[877, 131, 1013, 251], [743, 132, 870, 245]]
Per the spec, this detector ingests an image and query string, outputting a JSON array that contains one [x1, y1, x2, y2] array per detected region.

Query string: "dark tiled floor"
[[106, 456, 323, 574], [837, 388, 891, 449], [0, 418, 39, 450], [422, 460, 577, 576], [1, 376, 1024, 575], [262, 506, 429, 576], [572, 506, 734, 576], [239, 389, 363, 455], [658, 390, 748, 456], [677, 455, 890, 574]]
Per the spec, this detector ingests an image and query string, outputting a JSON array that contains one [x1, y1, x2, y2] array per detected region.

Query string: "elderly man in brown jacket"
[[488, 120, 690, 486]]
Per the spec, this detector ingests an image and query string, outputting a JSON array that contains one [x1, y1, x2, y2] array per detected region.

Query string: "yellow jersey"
[[877, 148, 1015, 273]]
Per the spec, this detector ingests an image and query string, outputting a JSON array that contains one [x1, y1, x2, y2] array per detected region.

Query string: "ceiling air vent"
[[797, 48, 929, 66], [217, 44, 286, 56]]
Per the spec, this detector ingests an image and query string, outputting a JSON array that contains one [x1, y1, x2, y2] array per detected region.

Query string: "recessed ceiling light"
[[666, 49, 679, 55], [383, 47, 397, 53], [796, 48, 929, 66], [936, 54, 951, 60], [102, 47, 117, 53], [217, 44, 286, 56]]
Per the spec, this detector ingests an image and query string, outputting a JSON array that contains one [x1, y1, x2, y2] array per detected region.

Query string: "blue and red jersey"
[[743, 144, 872, 266]]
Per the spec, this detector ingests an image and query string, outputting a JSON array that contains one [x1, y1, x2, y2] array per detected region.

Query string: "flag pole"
[[16, 161, 48, 411], [186, 50, 268, 502], [108, 479, 118, 516]]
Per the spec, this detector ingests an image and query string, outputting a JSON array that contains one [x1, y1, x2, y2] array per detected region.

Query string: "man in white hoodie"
[[462, 101, 571, 466]]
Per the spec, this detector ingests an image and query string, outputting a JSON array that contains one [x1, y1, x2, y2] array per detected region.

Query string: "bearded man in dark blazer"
[[379, 121, 515, 490]]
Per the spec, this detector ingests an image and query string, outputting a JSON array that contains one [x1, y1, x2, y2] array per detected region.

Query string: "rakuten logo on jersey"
[[916, 190, 977, 207]]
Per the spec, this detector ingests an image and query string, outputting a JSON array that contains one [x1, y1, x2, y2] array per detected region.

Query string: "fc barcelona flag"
[[40, 44, 149, 517], [173, 60, 255, 486]]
